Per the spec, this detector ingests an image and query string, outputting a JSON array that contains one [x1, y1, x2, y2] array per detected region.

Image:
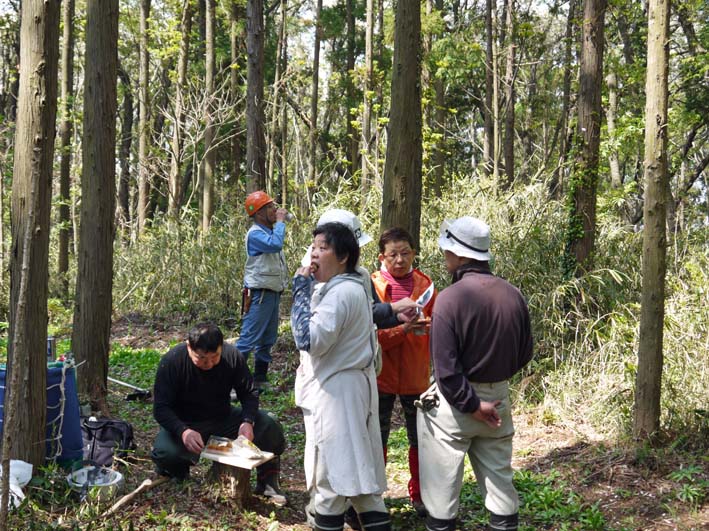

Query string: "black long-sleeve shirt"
[[153, 342, 259, 438], [430, 262, 533, 414], [372, 283, 400, 329]]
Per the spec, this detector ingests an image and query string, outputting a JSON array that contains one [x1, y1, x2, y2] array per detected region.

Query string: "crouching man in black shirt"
[[151, 322, 287, 505]]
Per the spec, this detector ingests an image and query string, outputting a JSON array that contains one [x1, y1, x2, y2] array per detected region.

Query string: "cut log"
[[208, 462, 251, 505]]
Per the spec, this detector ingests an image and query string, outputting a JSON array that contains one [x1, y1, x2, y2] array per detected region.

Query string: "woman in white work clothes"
[[291, 222, 390, 531]]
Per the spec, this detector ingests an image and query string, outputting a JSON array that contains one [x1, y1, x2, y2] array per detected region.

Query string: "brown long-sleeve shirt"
[[430, 262, 533, 413]]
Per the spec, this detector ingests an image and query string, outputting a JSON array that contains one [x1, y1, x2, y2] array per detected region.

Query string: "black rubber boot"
[[426, 514, 457, 531], [358, 511, 391, 531], [254, 360, 269, 390], [314, 512, 345, 531], [255, 456, 287, 506], [344, 505, 361, 530], [489, 512, 518, 530]]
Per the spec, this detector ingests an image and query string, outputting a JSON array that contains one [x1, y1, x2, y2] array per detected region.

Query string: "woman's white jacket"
[[294, 274, 387, 496]]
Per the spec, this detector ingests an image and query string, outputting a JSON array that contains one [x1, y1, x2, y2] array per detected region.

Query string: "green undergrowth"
[[4, 343, 706, 530]]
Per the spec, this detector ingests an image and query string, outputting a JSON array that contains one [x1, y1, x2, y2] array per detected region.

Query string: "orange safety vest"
[[371, 269, 437, 395]]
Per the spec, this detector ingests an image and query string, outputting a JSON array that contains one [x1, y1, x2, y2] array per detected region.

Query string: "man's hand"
[[181, 428, 205, 454], [391, 297, 420, 315], [276, 208, 288, 222], [238, 422, 255, 441], [472, 400, 502, 429]]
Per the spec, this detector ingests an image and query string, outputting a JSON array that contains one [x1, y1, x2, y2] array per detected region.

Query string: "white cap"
[[300, 209, 373, 267], [438, 217, 492, 261], [317, 209, 372, 247]]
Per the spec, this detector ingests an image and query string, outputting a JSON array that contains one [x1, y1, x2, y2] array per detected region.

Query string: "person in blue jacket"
[[237, 191, 290, 389]]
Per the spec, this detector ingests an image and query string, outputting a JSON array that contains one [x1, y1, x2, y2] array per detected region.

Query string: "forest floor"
[[25, 319, 706, 531]]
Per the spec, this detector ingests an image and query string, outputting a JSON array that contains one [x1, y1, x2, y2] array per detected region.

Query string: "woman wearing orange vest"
[[371, 227, 436, 517]]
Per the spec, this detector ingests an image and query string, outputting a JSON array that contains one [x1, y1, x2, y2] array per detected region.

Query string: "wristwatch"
[[241, 418, 255, 426]]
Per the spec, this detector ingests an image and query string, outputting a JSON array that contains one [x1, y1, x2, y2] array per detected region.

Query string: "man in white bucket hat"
[[417, 216, 533, 531]]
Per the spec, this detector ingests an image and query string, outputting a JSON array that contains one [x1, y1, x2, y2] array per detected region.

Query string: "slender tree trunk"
[[308, 0, 323, 192], [606, 70, 622, 188], [246, 0, 267, 192], [548, 0, 576, 197], [6, 22, 19, 122], [58, 0, 75, 299], [345, 0, 357, 175], [149, 61, 171, 219], [361, 0, 375, 200], [381, 0, 422, 249], [4, 0, 59, 482], [502, 0, 515, 188], [230, 2, 243, 195], [279, 0, 289, 204], [373, 0, 384, 185], [674, 3, 697, 55], [484, 0, 494, 176], [72, 0, 118, 412], [267, 0, 287, 190], [169, 0, 192, 218], [491, 3, 501, 182], [566, 0, 606, 276], [430, 0, 446, 194], [202, 0, 216, 231], [634, 0, 669, 442], [137, 0, 151, 233], [281, 70, 288, 206], [117, 66, 134, 233]]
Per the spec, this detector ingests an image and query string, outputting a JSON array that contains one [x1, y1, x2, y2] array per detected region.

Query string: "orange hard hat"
[[244, 191, 274, 216]]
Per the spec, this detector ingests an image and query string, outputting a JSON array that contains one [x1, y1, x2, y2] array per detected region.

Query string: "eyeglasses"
[[384, 251, 413, 261]]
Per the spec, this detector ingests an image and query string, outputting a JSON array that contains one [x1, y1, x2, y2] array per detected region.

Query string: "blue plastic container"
[[0, 363, 83, 466]]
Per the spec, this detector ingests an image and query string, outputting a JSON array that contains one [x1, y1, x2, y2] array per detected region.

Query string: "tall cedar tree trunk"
[[72, 0, 118, 412], [267, 0, 287, 192], [346, 0, 357, 175], [606, 71, 622, 188], [149, 62, 172, 218], [117, 66, 133, 232], [381, 0, 422, 249], [202, 0, 216, 231], [484, 0, 494, 176], [634, 0, 669, 441], [432, 0, 446, 194], [137, 0, 151, 233], [360, 0, 375, 200], [4, 0, 59, 477], [491, 2, 500, 181], [169, 0, 192, 218], [373, 0, 384, 180], [548, 0, 576, 196], [502, 0, 515, 188], [57, 0, 75, 298], [246, 0, 267, 192], [230, 2, 244, 196], [566, 0, 606, 276], [308, 0, 323, 193], [280, 39, 288, 207]]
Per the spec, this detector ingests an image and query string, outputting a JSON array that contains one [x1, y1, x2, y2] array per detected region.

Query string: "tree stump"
[[208, 462, 251, 505]]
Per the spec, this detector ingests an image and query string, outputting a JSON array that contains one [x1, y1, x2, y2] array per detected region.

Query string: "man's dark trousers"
[[151, 407, 285, 479]]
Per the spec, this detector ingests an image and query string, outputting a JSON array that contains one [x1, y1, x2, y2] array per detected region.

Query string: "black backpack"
[[80, 417, 136, 467]]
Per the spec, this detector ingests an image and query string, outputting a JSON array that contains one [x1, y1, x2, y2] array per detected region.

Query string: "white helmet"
[[301, 209, 372, 267]]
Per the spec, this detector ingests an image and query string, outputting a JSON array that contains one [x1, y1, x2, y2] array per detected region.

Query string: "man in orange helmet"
[[237, 191, 290, 390]]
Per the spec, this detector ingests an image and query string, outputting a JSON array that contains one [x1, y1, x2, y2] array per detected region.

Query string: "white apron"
[[295, 274, 387, 496]]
